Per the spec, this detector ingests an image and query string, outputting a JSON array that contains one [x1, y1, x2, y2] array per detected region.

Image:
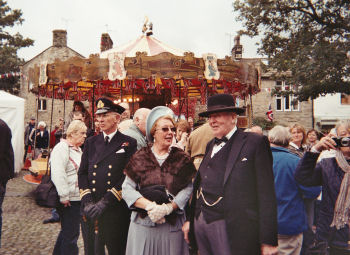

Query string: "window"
[[37, 99, 47, 111], [274, 81, 300, 112], [276, 96, 282, 111]]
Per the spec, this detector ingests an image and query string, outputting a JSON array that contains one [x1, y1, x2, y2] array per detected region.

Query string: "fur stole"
[[124, 146, 196, 196]]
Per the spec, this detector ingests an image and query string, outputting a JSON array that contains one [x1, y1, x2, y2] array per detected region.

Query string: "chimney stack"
[[100, 33, 113, 52], [53, 30, 67, 47], [231, 35, 243, 60]]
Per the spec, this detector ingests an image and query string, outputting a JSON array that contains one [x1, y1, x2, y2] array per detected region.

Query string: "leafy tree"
[[0, 0, 33, 94], [234, 0, 350, 101]]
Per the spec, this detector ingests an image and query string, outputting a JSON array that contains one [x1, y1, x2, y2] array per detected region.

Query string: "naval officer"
[[78, 97, 137, 255]]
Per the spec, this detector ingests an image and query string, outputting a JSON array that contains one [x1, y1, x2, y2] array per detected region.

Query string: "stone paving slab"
[[0, 171, 84, 254]]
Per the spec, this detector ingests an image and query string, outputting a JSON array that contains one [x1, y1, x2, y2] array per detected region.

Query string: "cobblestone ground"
[[0, 170, 84, 255]]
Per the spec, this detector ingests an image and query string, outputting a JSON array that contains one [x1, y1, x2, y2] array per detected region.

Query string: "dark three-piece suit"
[[189, 128, 278, 255]]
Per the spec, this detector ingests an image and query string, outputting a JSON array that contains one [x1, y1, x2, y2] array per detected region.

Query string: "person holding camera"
[[122, 106, 196, 255], [295, 120, 350, 254]]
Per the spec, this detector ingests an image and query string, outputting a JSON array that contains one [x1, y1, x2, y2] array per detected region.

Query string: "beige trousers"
[[278, 233, 303, 255]]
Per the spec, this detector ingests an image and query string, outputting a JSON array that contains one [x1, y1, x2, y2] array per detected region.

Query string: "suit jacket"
[[78, 131, 137, 209], [189, 129, 278, 255], [0, 119, 14, 182]]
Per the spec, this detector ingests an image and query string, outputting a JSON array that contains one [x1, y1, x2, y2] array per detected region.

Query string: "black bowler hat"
[[95, 97, 125, 115], [199, 94, 245, 117]]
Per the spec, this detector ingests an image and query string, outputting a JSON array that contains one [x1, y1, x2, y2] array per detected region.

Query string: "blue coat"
[[271, 147, 321, 235], [295, 152, 349, 248]]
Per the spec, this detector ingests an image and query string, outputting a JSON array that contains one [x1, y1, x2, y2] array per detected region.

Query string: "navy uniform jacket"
[[78, 131, 137, 207]]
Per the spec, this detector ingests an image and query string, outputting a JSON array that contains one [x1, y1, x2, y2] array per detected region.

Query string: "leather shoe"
[[42, 218, 60, 224]]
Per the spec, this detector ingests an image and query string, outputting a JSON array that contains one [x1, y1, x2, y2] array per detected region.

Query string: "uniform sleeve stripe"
[[110, 188, 122, 201]]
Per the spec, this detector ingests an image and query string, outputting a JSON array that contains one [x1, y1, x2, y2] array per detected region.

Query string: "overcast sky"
[[8, 0, 261, 61]]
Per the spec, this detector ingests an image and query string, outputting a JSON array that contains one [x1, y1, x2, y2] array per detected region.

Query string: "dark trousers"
[[0, 181, 7, 248], [194, 212, 231, 255], [81, 208, 130, 255], [53, 201, 81, 255]]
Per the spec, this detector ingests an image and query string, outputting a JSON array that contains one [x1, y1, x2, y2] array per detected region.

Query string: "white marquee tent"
[[0, 90, 25, 173]]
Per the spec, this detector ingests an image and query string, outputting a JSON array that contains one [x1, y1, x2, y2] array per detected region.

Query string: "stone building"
[[231, 36, 313, 130], [251, 69, 313, 130], [19, 30, 85, 129]]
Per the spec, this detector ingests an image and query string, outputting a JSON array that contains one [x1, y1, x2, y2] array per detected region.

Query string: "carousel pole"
[[178, 78, 181, 119], [132, 87, 135, 116], [33, 85, 41, 159], [46, 84, 56, 171], [63, 83, 66, 134], [92, 82, 95, 129]]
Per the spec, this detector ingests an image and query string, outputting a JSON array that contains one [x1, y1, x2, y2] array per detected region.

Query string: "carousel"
[[27, 22, 261, 128]]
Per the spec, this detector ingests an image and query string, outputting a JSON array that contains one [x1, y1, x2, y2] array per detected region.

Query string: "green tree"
[[0, 0, 33, 94], [234, 0, 350, 101]]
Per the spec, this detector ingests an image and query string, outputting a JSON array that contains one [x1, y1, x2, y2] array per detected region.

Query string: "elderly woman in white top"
[[122, 106, 196, 255], [51, 120, 87, 255]]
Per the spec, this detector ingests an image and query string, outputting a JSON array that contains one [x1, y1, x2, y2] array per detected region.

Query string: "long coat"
[[0, 119, 14, 182], [189, 129, 278, 255]]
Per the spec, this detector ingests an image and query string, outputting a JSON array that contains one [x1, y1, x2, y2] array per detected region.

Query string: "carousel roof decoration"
[[27, 20, 261, 118]]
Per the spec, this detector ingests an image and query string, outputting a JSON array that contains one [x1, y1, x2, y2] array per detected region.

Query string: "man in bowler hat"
[[183, 94, 278, 255], [78, 97, 137, 255]]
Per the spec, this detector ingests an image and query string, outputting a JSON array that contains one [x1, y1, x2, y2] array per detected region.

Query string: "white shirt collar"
[[225, 126, 237, 140], [103, 129, 118, 142]]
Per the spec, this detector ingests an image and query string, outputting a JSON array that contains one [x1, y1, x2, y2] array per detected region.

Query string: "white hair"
[[268, 125, 291, 147]]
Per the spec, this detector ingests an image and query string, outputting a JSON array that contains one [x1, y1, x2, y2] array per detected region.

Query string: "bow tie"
[[214, 136, 228, 145]]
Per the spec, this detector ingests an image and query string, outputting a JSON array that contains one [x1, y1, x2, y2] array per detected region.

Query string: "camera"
[[332, 137, 350, 147]]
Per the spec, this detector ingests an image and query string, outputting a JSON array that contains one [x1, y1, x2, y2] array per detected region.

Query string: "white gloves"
[[146, 202, 173, 224]]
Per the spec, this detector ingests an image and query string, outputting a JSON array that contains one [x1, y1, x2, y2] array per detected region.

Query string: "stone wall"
[[19, 46, 85, 129], [252, 78, 313, 130]]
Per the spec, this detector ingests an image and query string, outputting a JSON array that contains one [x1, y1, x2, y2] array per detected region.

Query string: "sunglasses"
[[157, 127, 176, 133]]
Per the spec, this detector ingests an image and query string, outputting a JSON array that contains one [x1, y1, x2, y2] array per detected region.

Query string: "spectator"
[[295, 120, 350, 254], [188, 117, 194, 132], [51, 120, 87, 255], [29, 121, 49, 159], [122, 106, 196, 255], [24, 116, 35, 162], [0, 119, 14, 248], [185, 122, 214, 170], [175, 119, 191, 150], [66, 101, 91, 129], [122, 108, 151, 150], [306, 129, 319, 148], [288, 124, 307, 158], [119, 102, 130, 122], [268, 125, 321, 255]]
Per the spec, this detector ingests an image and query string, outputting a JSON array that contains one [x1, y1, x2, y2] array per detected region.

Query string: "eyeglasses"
[[156, 127, 176, 133]]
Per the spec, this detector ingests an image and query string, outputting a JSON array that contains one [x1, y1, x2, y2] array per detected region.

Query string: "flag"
[[266, 103, 273, 122]]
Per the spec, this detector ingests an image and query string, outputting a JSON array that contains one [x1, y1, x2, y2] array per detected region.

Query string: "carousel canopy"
[[100, 35, 186, 58]]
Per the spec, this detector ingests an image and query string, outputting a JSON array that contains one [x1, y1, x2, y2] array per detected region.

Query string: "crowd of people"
[[0, 94, 349, 255]]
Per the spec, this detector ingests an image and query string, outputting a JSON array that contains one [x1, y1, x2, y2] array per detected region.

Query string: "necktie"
[[214, 136, 228, 145], [105, 136, 110, 145]]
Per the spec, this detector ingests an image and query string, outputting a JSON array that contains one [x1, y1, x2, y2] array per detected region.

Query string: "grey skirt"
[[125, 220, 189, 255]]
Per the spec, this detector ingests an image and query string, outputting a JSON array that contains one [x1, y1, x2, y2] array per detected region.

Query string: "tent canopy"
[[100, 35, 186, 58], [0, 90, 25, 173]]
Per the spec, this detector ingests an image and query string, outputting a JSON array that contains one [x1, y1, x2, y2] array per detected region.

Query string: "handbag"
[[135, 184, 177, 224], [34, 164, 60, 208]]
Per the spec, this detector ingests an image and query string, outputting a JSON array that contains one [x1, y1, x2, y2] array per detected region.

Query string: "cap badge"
[[97, 100, 104, 109]]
